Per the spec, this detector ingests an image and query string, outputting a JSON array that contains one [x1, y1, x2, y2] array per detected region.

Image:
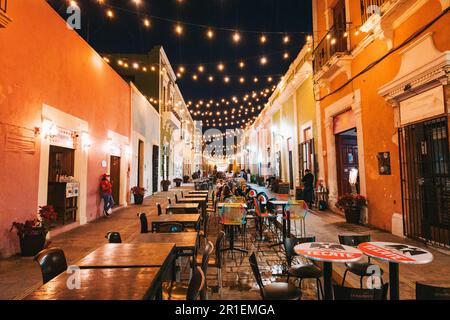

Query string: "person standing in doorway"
[[302, 169, 315, 208], [100, 174, 114, 217]]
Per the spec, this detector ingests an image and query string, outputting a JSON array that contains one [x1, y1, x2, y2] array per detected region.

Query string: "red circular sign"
[[294, 242, 363, 263]]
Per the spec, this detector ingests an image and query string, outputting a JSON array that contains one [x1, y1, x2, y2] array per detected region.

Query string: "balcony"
[[360, 0, 387, 24], [0, 0, 11, 28], [162, 111, 181, 131], [313, 25, 352, 83]]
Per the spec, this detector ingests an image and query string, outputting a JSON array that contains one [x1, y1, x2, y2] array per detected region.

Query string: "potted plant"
[[336, 193, 367, 224], [10, 205, 58, 257], [161, 180, 171, 192], [173, 178, 183, 187], [183, 175, 190, 183], [131, 186, 146, 205]]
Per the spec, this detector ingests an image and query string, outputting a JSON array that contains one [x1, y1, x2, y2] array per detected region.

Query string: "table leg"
[[323, 262, 333, 300], [389, 262, 399, 300]]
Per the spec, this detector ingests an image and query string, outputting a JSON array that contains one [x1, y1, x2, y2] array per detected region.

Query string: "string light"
[[106, 9, 114, 18], [260, 56, 268, 65], [143, 18, 151, 28], [260, 35, 267, 43], [239, 61, 245, 69], [175, 24, 183, 35], [232, 32, 241, 43], [217, 63, 225, 72], [207, 29, 214, 39]]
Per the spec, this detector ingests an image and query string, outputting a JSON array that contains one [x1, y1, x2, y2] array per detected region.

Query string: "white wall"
[[130, 84, 160, 200]]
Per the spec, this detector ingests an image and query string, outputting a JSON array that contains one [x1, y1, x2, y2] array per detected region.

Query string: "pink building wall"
[[0, 0, 131, 257]]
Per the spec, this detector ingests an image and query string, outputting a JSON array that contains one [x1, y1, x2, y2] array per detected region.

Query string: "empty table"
[[25, 268, 160, 300], [76, 243, 176, 269], [166, 203, 200, 214], [294, 242, 363, 300], [151, 214, 201, 232], [358, 242, 433, 300]]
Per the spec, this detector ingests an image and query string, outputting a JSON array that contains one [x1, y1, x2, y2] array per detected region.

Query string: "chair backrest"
[[416, 282, 450, 300], [253, 197, 265, 217], [285, 200, 309, 220], [157, 203, 163, 216], [167, 197, 172, 205], [186, 266, 205, 301], [215, 231, 226, 268], [221, 203, 246, 225], [105, 231, 122, 243], [155, 222, 184, 233], [338, 234, 371, 247], [200, 241, 214, 275], [284, 236, 316, 261], [249, 253, 264, 291], [175, 194, 180, 203], [34, 248, 68, 284], [203, 212, 210, 236], [333, 283, 389, 300], [138, 213, 148, 234], [181, 191, 184, 197]]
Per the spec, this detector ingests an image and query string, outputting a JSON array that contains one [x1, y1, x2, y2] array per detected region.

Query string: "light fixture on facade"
[[42, 119, 58, 139], [81, 132, 92, 148]]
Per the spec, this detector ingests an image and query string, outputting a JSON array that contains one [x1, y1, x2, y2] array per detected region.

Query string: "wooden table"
[[177, 198, 207, 217], [166, 203, 200, 214], [188, 191, 209, 195], [24, 268, 160, 300], [76, 243, 176, 269], [133, 233, 199, 270], [183, 194, 208, 200], [151, 214, 201, 233]]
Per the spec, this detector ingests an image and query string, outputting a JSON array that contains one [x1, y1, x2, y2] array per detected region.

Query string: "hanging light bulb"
[[175, 24, 183, 35], [106, 9, 114, 18], [283, 35, 290, 43], [217, 63, 225, 71], [260, 56, 268, 65], [207, 29, 214, 39], [239, 61, 245, 69], [198, 65, 205, 73], [143, 18, 151, 28], [260, 35, 267, 44], [232, 32, 241, 43]]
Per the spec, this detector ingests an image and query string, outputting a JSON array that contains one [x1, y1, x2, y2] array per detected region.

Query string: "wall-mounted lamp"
[[81, 132, 92, 148]]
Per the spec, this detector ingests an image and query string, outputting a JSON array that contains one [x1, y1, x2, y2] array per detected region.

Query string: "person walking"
[[100, 174, 114, 217], [301, 169, 315, 208]]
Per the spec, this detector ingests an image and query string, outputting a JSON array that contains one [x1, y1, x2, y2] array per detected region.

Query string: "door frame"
[[110, 155, 121, 206], [324, 90, 367, 215]]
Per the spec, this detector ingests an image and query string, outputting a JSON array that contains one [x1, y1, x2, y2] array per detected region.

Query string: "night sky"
[[48, 0, 312, 130]]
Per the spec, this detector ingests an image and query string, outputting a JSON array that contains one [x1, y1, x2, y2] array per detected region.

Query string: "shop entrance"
[[335, 128, 359, 196], [110, 156, 121, 206], [137, 140, 144, 188], [152, 145, 159, 193], [47, 145, 77, 225]]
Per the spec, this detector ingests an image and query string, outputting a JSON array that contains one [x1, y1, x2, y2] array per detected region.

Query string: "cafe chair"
[[283, 236, 323, 300], [105, 232, 122, 243], [34, 248, 68, 284], [138, 212, 149, 233], [157, 203, 163, 216], [416, 282, 450, 300], [162, 266, 205, 301], [198, 240, 214, 300], [181, 191, 184, 198], [175, 194, 179, 203], [249, 252, 301, 300], [167, 197, 172, 205], [338, 235, 384, 288], [333, 283, 389, 300], [155, 222, 185, 233], [196, 231, 226, 296]]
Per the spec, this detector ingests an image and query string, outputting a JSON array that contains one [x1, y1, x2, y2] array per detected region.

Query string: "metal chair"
[[249, 253, 301, 300], [155, 222, 184, 233], [138, 212, 149, 233], [198, 240, 214, 300], [338, 234, 384, 288], [283, 236, 323, 300], [105, 231, 122, 243], [34, 248, 68, 284], [284, 200, 309, 238], [333, 283, 389, 300], [416, 282, 450, 300]]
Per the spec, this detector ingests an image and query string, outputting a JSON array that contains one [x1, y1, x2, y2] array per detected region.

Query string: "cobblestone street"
[[1, 184, 448, 300]]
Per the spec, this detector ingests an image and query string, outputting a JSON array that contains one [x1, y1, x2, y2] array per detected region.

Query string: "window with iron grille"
[[360, 0, 387, 23], [399, 116, 450, 247]]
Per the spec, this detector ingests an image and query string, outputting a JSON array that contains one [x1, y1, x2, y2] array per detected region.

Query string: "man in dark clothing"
[[301, 169, 315, 208]]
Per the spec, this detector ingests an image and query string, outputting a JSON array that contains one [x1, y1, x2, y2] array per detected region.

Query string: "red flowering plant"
[[131, 186, 146, 196], [10, 205, 58, 238], [336, 193, 367, 211]]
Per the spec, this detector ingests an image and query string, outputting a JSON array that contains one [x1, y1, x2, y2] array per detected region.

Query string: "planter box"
[[20, 233, 46, 257]]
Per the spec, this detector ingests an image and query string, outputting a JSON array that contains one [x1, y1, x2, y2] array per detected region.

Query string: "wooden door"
[[138, 140, 144, 188], [110, 156, 121, 205], [336, 134, 359, 196]]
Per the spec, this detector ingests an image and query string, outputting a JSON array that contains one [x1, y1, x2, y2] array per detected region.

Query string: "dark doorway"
[[287, 138, 294, 190], [399, 116, 449, 246], [335, 128, 359, 196], [137, 140, 144, 188], [152, 145, 159, 193], [48, 145, 75, 182], [110, 156, 121, 206]]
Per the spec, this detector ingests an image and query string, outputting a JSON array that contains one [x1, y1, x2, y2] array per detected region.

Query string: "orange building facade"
[[0, 1, 132, 257], [313, 0, 449, 246]]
